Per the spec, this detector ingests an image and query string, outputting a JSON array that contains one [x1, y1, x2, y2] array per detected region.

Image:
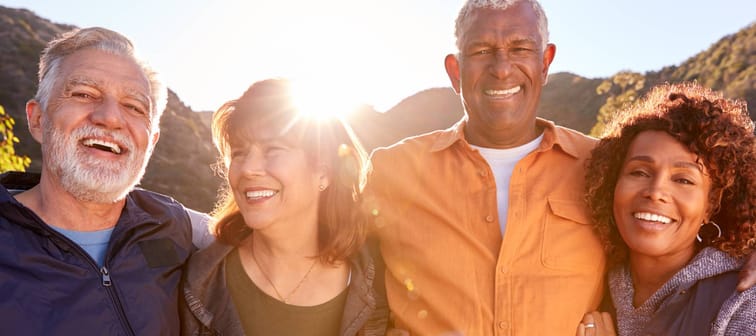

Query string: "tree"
[[0, 105, 31, 172], [590, 71, 646, 137]]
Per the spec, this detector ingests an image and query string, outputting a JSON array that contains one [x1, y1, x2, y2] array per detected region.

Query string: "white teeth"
[[634, 212, 672, 224], [83, 139, 122, 154], [246, 190, 276, 199], [485, 86, 521, 96]]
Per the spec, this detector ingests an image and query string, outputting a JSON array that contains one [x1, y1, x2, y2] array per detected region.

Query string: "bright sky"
[[3, 0, 754, 112]]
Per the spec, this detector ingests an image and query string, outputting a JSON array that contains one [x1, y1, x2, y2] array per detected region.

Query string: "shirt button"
[[498, 321, 508, 329], [485, 215, 494, 222]]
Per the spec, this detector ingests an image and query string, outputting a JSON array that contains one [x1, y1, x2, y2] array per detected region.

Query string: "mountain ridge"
[[1, 5, 752, 211]]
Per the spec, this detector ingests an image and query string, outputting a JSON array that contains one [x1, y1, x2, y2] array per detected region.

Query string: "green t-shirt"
[[226, 248, 348, 336]]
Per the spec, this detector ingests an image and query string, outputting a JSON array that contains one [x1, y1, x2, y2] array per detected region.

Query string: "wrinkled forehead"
[[62, 49, 149, 87], [62, 74, 150, 103], [57, 49, 153, 109]]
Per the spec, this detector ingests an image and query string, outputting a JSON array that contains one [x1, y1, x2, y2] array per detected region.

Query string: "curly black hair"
[[585, 82, 756, 266]]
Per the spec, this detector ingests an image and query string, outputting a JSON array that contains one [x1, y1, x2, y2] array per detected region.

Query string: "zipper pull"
[[100, 266, 112, 287]]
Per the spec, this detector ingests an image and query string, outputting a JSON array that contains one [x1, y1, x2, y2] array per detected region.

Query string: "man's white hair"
[[35, 27, 166, 133], [454, 0, 550, 51]]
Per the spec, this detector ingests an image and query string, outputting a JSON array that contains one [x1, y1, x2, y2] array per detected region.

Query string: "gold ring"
[[585, 323, 596, 328]]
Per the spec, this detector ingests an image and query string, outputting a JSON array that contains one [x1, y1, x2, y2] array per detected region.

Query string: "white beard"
[[42, 121, 153, 203]]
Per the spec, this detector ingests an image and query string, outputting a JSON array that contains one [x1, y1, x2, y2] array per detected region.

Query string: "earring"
[[319, 185, 326, 192], [696, 221, 722, 242]]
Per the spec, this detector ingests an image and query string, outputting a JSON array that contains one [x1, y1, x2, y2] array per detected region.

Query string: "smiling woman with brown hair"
[[577, 82, 756, 336], [180, 78, 387, 336]]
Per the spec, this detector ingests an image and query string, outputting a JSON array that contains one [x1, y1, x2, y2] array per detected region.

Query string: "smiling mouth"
[[484, 86, 521, 97], [246, 190, 278, 200], [634, 212, 673, 224], [82, 138, 122, 154]]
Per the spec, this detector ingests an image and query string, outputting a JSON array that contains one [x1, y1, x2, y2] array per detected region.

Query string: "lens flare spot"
[[338, 143, 351, 157], [404, 278, 415, 292]]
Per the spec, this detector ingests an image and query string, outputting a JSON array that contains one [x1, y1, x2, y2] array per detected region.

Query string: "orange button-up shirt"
[[363, 118, 606, 335]]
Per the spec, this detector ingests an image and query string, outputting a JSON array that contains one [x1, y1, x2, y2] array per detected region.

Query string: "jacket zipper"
[[99, 266, 136, 336], [101, 266, 112, 286], [44, 225, 137, 336]]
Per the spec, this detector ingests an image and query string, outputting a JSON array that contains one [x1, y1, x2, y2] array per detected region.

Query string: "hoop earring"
[[696, 221, 722, 242], [319, 185, 326, 192]]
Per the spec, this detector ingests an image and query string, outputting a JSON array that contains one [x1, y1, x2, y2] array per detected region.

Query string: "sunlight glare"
[[290, 79, 363, 122]]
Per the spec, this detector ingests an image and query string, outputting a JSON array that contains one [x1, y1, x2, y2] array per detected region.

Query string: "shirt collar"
[[535, 118, 583, 159], [429, 118, 467, 152], [429, 117, 584, 159]]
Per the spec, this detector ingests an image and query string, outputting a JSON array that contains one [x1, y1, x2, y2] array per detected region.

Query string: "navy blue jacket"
[[0, 172, 195, 335]]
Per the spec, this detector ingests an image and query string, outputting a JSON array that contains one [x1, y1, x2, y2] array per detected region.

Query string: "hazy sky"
[[3, 0, 754, 112]]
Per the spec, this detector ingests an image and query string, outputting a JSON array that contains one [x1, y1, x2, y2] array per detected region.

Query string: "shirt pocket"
[[541, 197, 603, 271]]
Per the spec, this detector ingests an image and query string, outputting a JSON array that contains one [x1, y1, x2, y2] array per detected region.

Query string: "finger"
[[599, 312, 617, 336], [582, 312, 596, 325], [582, 318, 597, 336], [580, 322, 596, 336], [592, 316, 603, 331], [599, 312, 613, 326], [576, 323, 586, 336], [737, 267, 756, 291], [584, 324, 595, 336]]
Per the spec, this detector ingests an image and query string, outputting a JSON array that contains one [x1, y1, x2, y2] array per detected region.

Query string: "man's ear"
[[26, 99, 44, 144], [444, 54, 461, 94], [541, 43, 556, 85], [144, 129, 160, 156], [151, 130, 160, 148]]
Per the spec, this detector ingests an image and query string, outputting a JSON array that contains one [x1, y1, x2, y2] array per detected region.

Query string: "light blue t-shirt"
[[49, 225, 114, 266], [471, 133, 544, 235]]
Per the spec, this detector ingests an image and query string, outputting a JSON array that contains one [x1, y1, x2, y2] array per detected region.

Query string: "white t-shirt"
[[471, 133, 543, 235]]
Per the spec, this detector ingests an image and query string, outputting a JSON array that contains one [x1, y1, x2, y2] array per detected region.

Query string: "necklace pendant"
[[250, 246, 319, 304]]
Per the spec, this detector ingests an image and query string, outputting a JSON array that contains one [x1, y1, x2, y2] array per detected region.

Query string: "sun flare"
[[290, 79, 364, 122]]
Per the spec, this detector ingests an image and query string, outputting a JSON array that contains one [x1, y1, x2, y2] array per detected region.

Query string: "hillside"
[[652, 22, 755, 120], [0, 5, 753, 211], [0, 6, 73, 168]]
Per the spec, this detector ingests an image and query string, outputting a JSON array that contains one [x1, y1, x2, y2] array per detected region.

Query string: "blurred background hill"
[[1, 5, 753, 212]]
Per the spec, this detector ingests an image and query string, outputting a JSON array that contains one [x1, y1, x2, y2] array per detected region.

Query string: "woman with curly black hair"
[[577, 82, 756, 336]]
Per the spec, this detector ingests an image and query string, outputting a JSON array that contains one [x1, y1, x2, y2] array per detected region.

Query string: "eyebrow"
[[63, 76, 100, 92], [510, 37, 538, 45], [121, 87, 151, 109], [465, 41, 492, 49], [466, 36, 537, 47], [64, 76, 151, 109], [626, 155, 704, 172]]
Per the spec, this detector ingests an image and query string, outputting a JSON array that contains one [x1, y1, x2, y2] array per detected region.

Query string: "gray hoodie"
[[609, 247, 756, 336]]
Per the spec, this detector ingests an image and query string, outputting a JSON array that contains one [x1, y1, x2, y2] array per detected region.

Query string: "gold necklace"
[[250, 246, 318, 304]]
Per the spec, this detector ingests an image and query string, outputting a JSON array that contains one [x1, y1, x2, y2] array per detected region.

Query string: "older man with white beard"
[[0, 27, 211, 335]]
